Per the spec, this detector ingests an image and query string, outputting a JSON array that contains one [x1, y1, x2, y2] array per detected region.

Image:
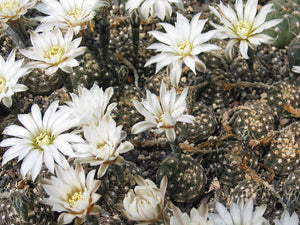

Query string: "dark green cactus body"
[[156, 155, 206, 203]]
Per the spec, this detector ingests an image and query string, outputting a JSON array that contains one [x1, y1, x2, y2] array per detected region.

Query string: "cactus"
[[264, 121, 300, 176], [225, 100, 275, 145], [288, 36, 300, 68], [177, 101, 217, 144], [156, 155, 206, 203], [211, 140, 260, 187], [265, 0, 300, 48]]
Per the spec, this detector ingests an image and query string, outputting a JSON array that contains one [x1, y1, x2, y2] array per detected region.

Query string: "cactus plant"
[[264, 121, 300, 176], [156, 155, 206, 203], [265, 0, 300, 48]]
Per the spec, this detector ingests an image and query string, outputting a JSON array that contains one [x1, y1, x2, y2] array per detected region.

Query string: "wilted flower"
[[292, 66, 300, 73], [132, 82, 195, 142], [120, 175, 167, 224], [209, 0, 282, 60], [62, 83, 117, 127], [0, 101, 84, 181], [73, 115, 134, 178], [19, 27, 86, 75], [125, 0, 183, 21], [35, 0, 108, 34], [145, 12, 220, 87], [274, 210, 299, 225], [42, 162, 101, 225], [209, 198, 269, 225], [0, 48, 30, 107], [0, 0, 37, 23], [170, 202, 214, 225]]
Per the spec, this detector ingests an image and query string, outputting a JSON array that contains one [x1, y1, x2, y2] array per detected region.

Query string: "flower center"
[[68, 191, 83, 207], [67, 9, 82, 21], [0, 0, 16, 10], [234, 20, 252, 39], [0, 76, 6, 93], [45, 47, 65, 61], [33, 131, 53, 150], [178, 40, 193, 57], [96, 142, 108, 151]]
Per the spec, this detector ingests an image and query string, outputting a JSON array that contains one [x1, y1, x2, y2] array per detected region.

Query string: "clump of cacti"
[[265, 0, 300, 48]]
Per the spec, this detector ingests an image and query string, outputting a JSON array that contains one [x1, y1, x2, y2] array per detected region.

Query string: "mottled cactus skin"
[[156, 155, 206, 203], [177, 101, 217, 144], [261, 82, 300, 118], [265, 0, 300, 48], [283, 169, 300, 215], [212, 140, 260, 187], [288, 36, 300, 68], [228, 101, 275, 145], [264, 121, 300, 176]]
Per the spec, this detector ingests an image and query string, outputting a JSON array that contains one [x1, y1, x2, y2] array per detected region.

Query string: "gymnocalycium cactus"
[[265, 0, 300, 48]]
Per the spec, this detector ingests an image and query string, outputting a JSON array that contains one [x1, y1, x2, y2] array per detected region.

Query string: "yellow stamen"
[[178, 40, 193, 57], [234, 20, 252, 39], [33, 131, 53, 150], [0, 77, 6, 93], [44, 47, 65, 61], [68, 191, 83, 207], [0, 0, 16, 10], [96, 142, 108, 151], [67, 9, 82, 21]]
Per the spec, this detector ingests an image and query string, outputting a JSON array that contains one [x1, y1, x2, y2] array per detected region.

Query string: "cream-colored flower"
[[0, 101, 84, 181], [292, 65, 300, 73], [209, 198, 269, 225], [62, 83, 117, 127], [145, 12, 220, 87], [0, 48, 30, 107], [19, 27, 86, 75], [73, 115, 134, 178], [42, 163, 101, 225], [120, 175, 167, 224], [125, 0, 183, 21], [132, 82, 195, 142], [209, 0, 282, 60], [0, 0, 37, 23], [35, 0, 108, 34], [274, 210, 299, 225], [170, 202, 214, 225]]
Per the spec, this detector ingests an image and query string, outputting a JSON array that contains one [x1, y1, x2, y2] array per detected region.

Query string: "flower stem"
[[168, 137, 181, 159], [5, 18, 29, 48], [246, 48, 255, 70], [58, 71, 73, 96]]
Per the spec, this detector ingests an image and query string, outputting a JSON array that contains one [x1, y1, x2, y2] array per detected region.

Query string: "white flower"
[[35, 0, 108, 34], [125, 0, 183, 21], [0, 0, 37, 23], [145, 12, 220, 87], [19, 27, 86, 75], [274, 210, 299, 225], [209, 198, 269, 225], [209, 0, 282, 60], [0, 48, 30, 108], [62, 83, 117, 127], [120, 175, 167, 224], [0, 101, 84, 181], [73, 115, 134, 178], [292, 66, 300, 73], [132, 82, 195, 142], [170, 202, 214, 225], [41, 162, 101, 225]]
